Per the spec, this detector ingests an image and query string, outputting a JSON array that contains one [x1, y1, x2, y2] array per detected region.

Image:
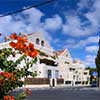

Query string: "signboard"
[[92, 71, 98, 76]]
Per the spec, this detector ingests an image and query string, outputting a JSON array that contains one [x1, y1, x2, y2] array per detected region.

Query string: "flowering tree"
[[0, 33, 38, 100]]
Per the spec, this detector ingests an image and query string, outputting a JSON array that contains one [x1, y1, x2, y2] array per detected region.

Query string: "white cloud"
[[62, 15, 99, 37], [77, 0, 94, 11], [85, 36, 99, 43], [75, 36, 99, 48], [63, 38, 76, 49], [65, 39, 76, 44], [53, 38, 60, 44], [62, 16, 84, 37], [43, 15, 62, 31], [63, 36, 99, 49], [62, 0, 100, 37], [0, 8, 62, 44], [0, 8, 43, 36], [85, 45, 98, 53], [0, 7, 64, 45], [84, 55, 96, 67]]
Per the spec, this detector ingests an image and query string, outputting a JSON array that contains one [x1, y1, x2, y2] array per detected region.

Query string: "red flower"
[[23, 44, 28, 52], [15, 42, 22, 49], [0, 72, 4, 76], [3, 72, 12, 79], [9, 42, 16, 48], [0, 72, 13, 79], [10, 33, 17, 40], [29, 43, 34, 51], [31, 50, 38, 57], [4, 95, 14, 100], [9, 33, 38, 58], [17, 36, 27, 43]]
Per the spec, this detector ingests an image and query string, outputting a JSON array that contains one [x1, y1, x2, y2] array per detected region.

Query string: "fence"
[[25, 78, 64, 85]]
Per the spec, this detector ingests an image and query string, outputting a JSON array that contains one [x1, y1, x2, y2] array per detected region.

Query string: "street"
[[21, 87, 100, 100]]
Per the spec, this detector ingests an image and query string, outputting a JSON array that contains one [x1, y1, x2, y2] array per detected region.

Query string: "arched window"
[[41, 40, 44, 46], [36, 38, 39, 44]]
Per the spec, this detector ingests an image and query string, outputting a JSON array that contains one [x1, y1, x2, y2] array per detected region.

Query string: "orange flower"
[[0, 72, 13, 79], [29, 43, 34, 51], [30, 50, 38, 58], [11, 75, 16, 81], [3, 72, 12, 79], [10, 33, 17, 40], [13, 77, 16, 81], [9, 33, 38, 58], [19, 44, 24, 50], [17, 36, 27, 43], [0, 72, 4, 76], [23, 44, 28, 51], [4, 95, 14, 100], [24, 50, 29, 56], [15, 42, 22, 49], [9, 42, 16, 48]]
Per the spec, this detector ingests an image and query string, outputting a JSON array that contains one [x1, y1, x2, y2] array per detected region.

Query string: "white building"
[[56, 49, 90, 86], [0, 32, 90, 87]]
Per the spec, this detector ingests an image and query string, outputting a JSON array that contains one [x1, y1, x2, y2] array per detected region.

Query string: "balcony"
[[40, 58, 58, 67]]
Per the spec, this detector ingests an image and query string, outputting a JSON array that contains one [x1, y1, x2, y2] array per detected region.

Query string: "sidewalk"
[[15, 85, 50, 91], [15, 84, 91, 91]]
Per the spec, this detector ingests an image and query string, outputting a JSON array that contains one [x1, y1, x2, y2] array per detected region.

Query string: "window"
[[70, 68, 75, 71], [76, 75, 79, 80], [48, 70, 52, 78], [73, 75, 75, 80], [55, 70, 59, 78], [87, 77, 90, 81], [75, 81, 81, 84], [84, 72, 87, 75], [65, 81, 71, 84], [60, 75, 62, 78], [41, 40, 44, 46], [34, 71, 37, 73], [36, 38, 39, 44], [66, 54, 68, 57], [65, 61, 69, 64], [75, 71, 78, 74]]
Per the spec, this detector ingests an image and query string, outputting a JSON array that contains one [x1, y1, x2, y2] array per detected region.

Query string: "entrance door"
[[52, 79, 55, 87]]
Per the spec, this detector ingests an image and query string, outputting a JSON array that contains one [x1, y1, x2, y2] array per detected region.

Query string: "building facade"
[[0, 33, 90, 87]]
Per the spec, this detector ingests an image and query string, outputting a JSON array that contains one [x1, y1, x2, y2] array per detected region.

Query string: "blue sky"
[[0, 0, 100, 67]]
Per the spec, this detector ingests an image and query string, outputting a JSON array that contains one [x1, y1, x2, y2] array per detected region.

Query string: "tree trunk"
[[98, 77, 100, 88]]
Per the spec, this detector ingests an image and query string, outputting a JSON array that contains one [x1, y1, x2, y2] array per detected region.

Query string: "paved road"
[[14, 87, 100, 100]]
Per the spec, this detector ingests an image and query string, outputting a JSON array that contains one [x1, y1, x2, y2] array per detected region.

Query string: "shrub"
[[0, 33, 38, 100]]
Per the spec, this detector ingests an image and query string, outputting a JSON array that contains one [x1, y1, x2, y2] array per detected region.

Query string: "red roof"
[[56, 49, 66, 56]]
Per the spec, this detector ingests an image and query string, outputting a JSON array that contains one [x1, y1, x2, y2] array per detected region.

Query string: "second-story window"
[[41, 40, 44, 46], [84, 72, 87, 75], [36, 38, 39, 44]]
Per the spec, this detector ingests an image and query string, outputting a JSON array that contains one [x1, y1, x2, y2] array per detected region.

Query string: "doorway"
[[52, 79, 55, 87]]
